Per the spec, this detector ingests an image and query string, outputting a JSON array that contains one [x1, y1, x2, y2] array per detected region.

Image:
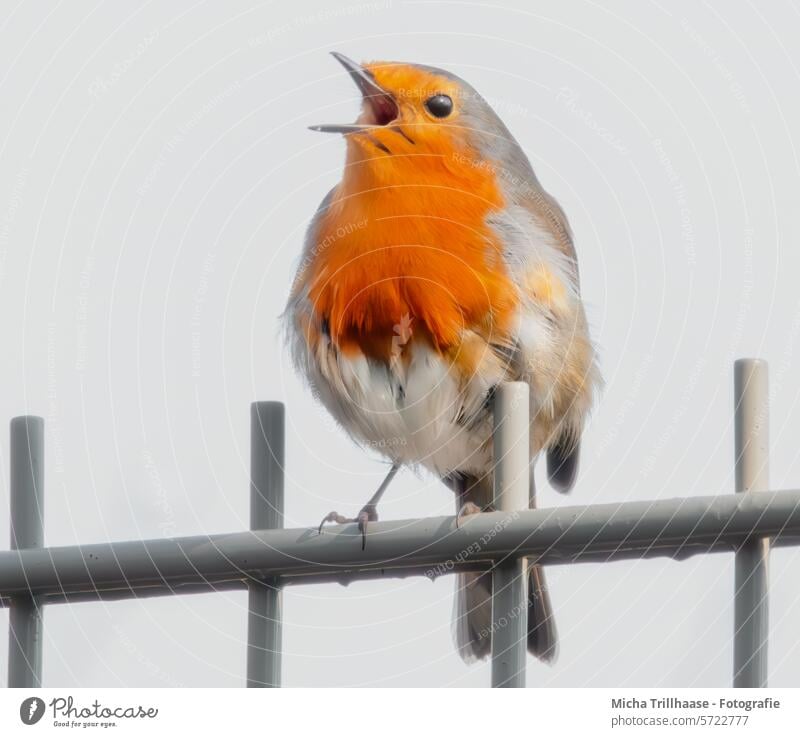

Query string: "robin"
[[284, 53, 600, 664]]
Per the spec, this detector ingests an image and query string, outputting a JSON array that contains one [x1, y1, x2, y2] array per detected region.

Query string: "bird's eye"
[[424, 94, 453, 118]]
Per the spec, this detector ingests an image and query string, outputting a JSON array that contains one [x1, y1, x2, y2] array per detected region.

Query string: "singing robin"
[[284, 53, 600, 664]]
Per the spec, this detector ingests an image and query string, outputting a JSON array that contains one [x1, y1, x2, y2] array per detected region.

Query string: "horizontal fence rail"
[[2, 490, 800, 600], [2, 358, 796, 688]]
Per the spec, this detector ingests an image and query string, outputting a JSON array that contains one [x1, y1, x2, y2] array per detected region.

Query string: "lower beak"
[[310, 52, 399, 134]]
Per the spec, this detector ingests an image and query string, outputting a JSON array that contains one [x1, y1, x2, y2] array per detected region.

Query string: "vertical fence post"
[[733, 359, 770, 687], [490, 383, 529, 688], [246, 402, 285, 688], [7, 416, 45, 688]]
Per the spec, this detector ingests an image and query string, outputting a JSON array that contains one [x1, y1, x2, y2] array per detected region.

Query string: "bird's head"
[[310, 53, 518, 180]]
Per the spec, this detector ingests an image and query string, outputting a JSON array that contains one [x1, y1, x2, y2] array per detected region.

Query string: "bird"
[[284, 52, 600, 664]]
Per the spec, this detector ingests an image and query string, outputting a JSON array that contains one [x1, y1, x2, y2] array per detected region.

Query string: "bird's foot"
[[317, 511, 352, 532], [455, 501, 491, 528], [318, 504, 378, 550]]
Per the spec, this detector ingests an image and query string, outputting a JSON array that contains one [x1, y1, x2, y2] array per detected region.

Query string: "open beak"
[[310, 52, 399, 134]]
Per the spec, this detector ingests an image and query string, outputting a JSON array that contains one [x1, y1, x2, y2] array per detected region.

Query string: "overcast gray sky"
[[1, 0, 800, 687]]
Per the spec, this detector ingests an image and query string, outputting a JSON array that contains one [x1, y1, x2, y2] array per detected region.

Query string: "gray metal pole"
[[490, 383, 529, 688], [3, 490, 800, 597], [246, 402, 284, 688], [733, 359, 770, 687], [7, 416, 44, 688]]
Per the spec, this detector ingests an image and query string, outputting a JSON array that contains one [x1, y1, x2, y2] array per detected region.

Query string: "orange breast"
[[304, 148, 519, 360]]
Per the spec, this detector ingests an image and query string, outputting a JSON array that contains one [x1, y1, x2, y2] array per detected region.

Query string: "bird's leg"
[[317, 463, 400, 550]]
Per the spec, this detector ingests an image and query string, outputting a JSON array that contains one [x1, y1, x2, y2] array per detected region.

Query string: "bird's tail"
[[451, 474, 558, 664]]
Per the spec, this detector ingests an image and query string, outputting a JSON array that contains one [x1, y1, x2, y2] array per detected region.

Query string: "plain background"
[[1, 0, 799, 687]]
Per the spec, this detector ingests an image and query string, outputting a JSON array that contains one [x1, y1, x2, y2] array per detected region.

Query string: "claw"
[[356, 505, 378, 550], [317, 510, 354, 535]]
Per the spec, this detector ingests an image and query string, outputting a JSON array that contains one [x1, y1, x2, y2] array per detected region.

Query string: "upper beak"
[[310, 52, 399, 134]]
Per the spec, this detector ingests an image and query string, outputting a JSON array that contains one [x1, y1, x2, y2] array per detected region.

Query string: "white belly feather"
[[306, 338, 492, 475], [288, 305, 567, 478]]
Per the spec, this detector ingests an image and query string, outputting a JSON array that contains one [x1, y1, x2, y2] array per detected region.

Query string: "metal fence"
[[2, 358, 798, 688]]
